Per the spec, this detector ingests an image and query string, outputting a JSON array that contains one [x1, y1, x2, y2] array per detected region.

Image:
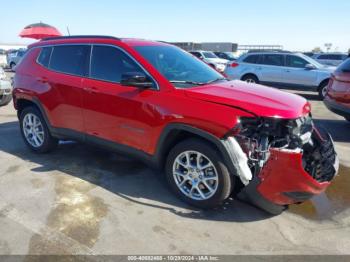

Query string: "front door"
[[283, 55, 318, 86], [81, 45, 158, 152]]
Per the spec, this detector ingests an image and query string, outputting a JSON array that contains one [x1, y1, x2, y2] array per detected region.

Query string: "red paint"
[[257, 148, 330, 205], [326, 71, 350, 108]]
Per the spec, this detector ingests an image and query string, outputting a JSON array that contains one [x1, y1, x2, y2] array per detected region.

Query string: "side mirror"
[[305, 64, 316, 70], [120, 72, 154, 88]]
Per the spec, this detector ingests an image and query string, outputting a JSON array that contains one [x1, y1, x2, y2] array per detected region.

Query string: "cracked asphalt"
[[0, 72, 349, 255]]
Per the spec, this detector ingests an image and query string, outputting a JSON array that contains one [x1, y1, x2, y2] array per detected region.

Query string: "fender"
[[154, 123, 251, 183]]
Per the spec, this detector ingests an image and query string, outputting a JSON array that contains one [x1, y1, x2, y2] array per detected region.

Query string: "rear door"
[[283, 55, 318, 86], [44, 45, 90, 132], [257, 54, 284, 83]]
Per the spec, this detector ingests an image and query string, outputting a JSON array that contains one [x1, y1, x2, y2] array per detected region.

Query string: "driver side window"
[[286, 55, 308, 68]]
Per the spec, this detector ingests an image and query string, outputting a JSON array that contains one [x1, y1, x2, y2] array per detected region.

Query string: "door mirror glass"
[[120, 72, 154, 88], [305, 63, 316, 70]]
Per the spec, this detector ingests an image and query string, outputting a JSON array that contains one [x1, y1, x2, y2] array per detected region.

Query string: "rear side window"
[[49, 45, 91, 76], [337, 59, 350, 72], [37, 47, 52, 67], [90, 45, 144, 83], [243, 55, 259, 64], [330, 54, 343, 60], [261, 54, 283, 66]]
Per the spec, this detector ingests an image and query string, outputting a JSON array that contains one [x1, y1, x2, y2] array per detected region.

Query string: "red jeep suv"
[[13, 36, 339, 214]]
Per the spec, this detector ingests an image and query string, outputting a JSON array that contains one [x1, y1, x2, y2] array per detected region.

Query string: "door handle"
[[285, 70, 291, 73], [84, 87, 99, 94]]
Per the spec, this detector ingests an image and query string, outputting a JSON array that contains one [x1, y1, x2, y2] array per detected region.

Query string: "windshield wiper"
[[203, 77, 229, 84], [169, 80, 205, 85], [169, 78, 229, 86]]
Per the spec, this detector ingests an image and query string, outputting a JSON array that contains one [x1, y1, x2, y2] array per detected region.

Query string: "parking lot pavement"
[[0, 73, 349, 255]]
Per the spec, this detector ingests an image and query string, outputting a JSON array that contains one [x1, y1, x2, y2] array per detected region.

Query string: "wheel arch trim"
[[155, 123, 251, 183]]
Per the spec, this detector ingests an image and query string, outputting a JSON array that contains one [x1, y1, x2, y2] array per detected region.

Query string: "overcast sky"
[[1, 0, 349, 52]]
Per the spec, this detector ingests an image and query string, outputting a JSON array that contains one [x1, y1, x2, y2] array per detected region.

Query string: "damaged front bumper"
[[235, 129, 339, 215]]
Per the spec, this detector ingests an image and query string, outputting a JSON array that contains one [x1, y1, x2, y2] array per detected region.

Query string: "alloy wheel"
[[22, 113, 45, 148], [172, 151, 219, 201]]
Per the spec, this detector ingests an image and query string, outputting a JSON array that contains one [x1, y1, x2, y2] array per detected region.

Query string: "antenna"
[[66, 26, 71, 36]]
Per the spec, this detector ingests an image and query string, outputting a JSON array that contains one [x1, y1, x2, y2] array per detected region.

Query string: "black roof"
[[41, 35, 121, 41]]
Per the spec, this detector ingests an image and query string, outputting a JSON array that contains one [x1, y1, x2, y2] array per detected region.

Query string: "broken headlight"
[[235, 115, 314, 172]]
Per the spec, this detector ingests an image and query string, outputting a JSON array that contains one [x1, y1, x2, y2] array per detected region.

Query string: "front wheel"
[[165, 139, 233, 208], [318, 81, 329, 100], [20, 107, 58, 153]]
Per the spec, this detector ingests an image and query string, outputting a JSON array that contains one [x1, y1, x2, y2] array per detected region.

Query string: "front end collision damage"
[[221, 115, 339, 214]]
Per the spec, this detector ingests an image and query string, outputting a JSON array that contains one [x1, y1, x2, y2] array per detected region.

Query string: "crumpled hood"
[[185, 80, 310, 119]]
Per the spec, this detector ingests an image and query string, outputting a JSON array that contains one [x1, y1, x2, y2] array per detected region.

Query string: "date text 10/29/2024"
[[128, 255, 219, 261]]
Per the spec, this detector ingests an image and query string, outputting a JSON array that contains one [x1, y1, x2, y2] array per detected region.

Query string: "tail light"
[[231, 62, 239, 68]]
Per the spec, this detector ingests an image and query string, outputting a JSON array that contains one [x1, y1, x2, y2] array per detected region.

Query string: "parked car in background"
[[214, 52, 237, 61], [303, 52, 315, 58], [225, 51, 335, 99], [12, 35, 338, 214], [6, 49, 27, 70], [324, 58, 350, 122], [0, 49, 7, 67], [0, 67, 6, 80], [0, 80, 12, 106], [312, 53, 347, 66], [189, 50, 228, 72]]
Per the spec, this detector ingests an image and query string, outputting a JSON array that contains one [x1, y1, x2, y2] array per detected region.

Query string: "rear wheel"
[[165, 139, 233, 208], [241, 74, 259, 84], [19, 107, 58, 153]]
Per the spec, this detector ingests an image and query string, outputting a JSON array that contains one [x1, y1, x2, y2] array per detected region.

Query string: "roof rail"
[[247, 49, 292, 53], [41, 35, 121, 41]]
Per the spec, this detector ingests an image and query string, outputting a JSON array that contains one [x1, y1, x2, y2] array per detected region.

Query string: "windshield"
[[134, 45, 225, 87], [202, 51, 218, 59], [298, 53, 324, 68], [225, 52, 236, 59]]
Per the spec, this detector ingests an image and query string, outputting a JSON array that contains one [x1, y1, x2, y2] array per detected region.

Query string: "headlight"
[[237, 115, 313, 149]]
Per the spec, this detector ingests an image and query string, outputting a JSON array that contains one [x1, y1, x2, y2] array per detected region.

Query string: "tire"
[[345, 117, 350, 122], [165, 138, 233, 209], [241, 74, 259, 84], [19, 106, 58, 153], [318, 80, 329, 100], [10, 62, 16, 71]]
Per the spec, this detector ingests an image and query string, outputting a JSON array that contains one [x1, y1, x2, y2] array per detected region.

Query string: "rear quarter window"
[[243, 55, 258, 64], [37, 47, 53, 67]]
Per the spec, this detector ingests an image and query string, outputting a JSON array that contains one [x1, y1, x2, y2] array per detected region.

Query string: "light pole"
[[324, 43, 332, 52]]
